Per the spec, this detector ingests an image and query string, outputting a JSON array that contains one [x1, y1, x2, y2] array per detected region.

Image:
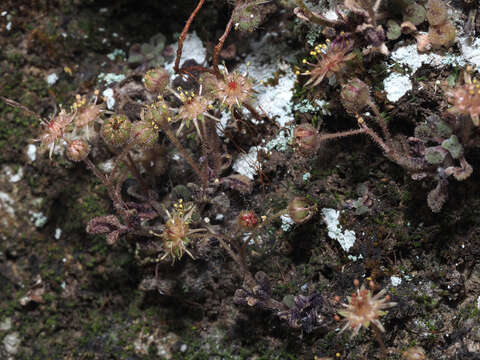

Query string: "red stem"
[[174, 0, 206, 74]]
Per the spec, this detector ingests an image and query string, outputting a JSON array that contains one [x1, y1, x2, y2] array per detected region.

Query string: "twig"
[[174, 0, 206, 74], [0, 96, 43, 121], [212, 13, 234, 77]]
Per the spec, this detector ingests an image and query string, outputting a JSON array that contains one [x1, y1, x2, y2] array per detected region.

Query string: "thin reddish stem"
[[174, 0, 206, 74], [212, 14, 234, 77]]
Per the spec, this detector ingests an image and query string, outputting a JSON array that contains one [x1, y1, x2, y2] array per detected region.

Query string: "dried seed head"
[[101, 114, 132, 148], [144, 68, 170, 94], [66, 139, 90, 162], [215, 70, 254, 110], [302, 36, 355, 87], [39, 109, 72, 158], [177, 93, 210, 122], [288, 197, 315, 224], [341, 78, 371, 114], [427, 0, 448, 26], [156, 200, 196, 262], [238, 210, 259, 230], [337, 281, 397, 337], [293, 124, 319, 154]]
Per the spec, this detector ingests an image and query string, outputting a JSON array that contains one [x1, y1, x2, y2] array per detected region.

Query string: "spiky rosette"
[[337, 281, 396, 337], [101, 114, 132, 148], [301, 36, 355, 87], [215, 70, 254, 110]]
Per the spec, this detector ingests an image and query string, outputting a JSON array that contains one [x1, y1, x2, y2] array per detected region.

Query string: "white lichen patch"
[[3, 332, 20, 355], [98, 159, 115, 173], [255, 69, 297, 128], [215, 111, 230, 137], [265, 127, 293, 152], [347, 254, 364, 262], [102, 88, 115, 110], [280, 214, 295, 232], [26, 144, 37, 162], [106, 49, 126, 61], [0, 192, 15, 219], [232, 146, 263, 180], [98, 73, 126, 85], [321, 208, 356, 252], [383, 72, 412, 102], [238, 33, 298, 128], [46, 73, 58, 86], [29, 210, 47, 228], [385, 37, 480, 102], [293, 99, 331, 116], [3, 165, 23, 183], [0, 318, 12, 331], [459, 37, 480, 69], [390, 276, 402, 287]]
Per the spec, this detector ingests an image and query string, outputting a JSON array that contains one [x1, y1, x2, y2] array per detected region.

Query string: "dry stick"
[[199, 118, 211, 183], [207, 231, 256, 287], [212, 14, 234, 77], [126, 152, 149, 192], [372, 323, 387, 359], [205, 116, 222, 178], [0, 96, 43, 121], [243, 102, 271, 124], [174, 0, 206, 74], [208, 231, 289, 314], [160, 122, 207, 188]]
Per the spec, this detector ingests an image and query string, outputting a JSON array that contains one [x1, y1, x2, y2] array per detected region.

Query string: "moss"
[[62, 182, 109, 234]]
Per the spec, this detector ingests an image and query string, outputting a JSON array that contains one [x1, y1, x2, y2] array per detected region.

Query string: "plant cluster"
[[3, 0, 477, 357]]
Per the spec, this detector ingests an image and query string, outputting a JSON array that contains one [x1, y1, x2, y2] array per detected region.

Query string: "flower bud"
[[232, 3, 262, 32], [66, 139, 90, 162], [293, 124, 319, 154], [238, 210, 258, 230], [288, 197, 315, 224], [101, 114, 132, 148], [341, 78, 370, 114], [131, 121, 159, 148], [144, 68, 170, 94]]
